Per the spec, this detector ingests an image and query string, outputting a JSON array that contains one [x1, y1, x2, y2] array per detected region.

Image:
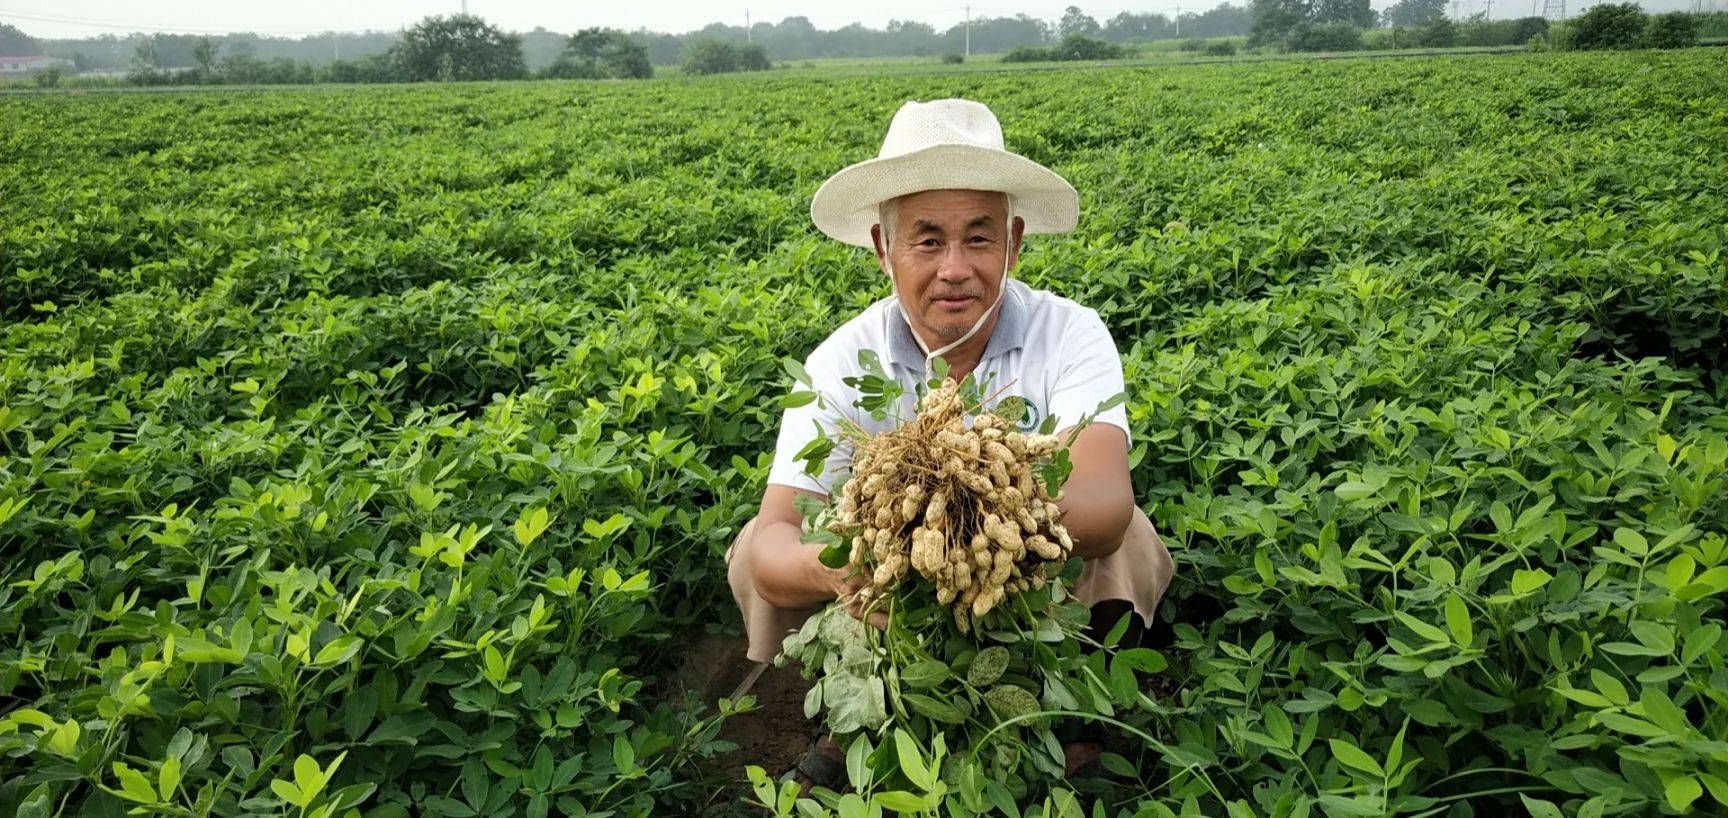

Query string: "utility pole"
[[1175, 3, 1182, 37], [1485, 0, 1493, 18], [745, 9, 752, 42], [461, 0, 468, 14], [965, 4, 971, 58]]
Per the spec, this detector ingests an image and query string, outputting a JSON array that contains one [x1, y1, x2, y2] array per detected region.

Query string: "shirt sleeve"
[[765, 343, 857, 497], [1045, 309, 1131, 444]]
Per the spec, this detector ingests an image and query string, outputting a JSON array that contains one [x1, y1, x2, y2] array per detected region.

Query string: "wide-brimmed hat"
[[810, 99, 1079, 249]]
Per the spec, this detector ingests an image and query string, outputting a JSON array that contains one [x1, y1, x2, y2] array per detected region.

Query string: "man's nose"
[[936, 244, 972, 280]]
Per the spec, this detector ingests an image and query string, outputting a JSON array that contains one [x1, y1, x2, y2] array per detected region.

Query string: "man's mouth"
[[933, 295, 977, 312]]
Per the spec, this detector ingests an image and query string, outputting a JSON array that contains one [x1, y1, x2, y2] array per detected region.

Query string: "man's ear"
[[1008, 216, 1026, 269], [871, 224, 890, 275]]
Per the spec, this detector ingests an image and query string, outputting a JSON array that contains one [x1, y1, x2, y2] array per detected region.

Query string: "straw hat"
[[809, 99, 1079, 249]]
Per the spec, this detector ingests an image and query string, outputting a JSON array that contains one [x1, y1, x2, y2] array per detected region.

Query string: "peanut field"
[[2, 48, 1726, 817]]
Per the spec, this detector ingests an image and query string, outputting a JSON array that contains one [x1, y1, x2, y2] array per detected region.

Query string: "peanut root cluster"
[[830, 379, 1072, 632]]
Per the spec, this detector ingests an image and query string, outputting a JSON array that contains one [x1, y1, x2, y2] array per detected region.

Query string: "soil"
[[671, 632, 819, 778]]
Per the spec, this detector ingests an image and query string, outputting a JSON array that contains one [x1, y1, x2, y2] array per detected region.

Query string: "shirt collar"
[[888, 279, 1029, 372]]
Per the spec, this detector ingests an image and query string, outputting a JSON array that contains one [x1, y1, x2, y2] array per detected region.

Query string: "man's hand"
[[833, 567, 889, 630]]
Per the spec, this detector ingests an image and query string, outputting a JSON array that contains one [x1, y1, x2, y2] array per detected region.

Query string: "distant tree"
[[1059, 6, 1103, 38], [1644, 12, 1697, 48], [1186, 4, 1254, 38], [680, 39, 769, 75], [737, 42, 772, 70], [1284, 21, 1363, 50], [941, 15, 1050, 53], [1383, 0, 1447, 27], [192, 37, 219, 74], [1313, 0, 1375, 29], [886, 19, 940, 55], [1, 22, 43, 55], [396, 14, 525, 81], [33, 65, 62, 87], [1569, 2, 1645, 49], [545, 28, 651, 79], [1102, 12, 1174, 42], [1412, 16, 1456, 47], [1249, 0, 1314, 46], [131, 37, 159, 69]]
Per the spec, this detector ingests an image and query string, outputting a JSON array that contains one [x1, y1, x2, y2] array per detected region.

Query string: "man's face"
[[873, 189, 1024, 346]]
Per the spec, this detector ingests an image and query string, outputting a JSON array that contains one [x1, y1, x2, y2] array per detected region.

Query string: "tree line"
[[5, 6, 1253, 74]]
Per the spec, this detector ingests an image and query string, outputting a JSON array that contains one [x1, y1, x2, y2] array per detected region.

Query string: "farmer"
[[726, 98, 1175, 786]]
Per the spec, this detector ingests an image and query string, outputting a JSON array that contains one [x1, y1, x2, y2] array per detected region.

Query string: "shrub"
[[1052, 33, 1129, 60], [543, 29, 652, 80], [1003, 35, 1128, 63], [1457, 16, 1549, 46], [1203, 40, 1239, 56], [680, 39, 771, 75], [1284, 22, 1365, 52], [31, 65, 61, 88], [1177, 37, 1207, 51], [1644, 12, 1698, 48], [1569, 2, 1647, 49], [941, 52, 965, 64], [1413, 16, 1457, 47], [1000, 45, 1054, 63]]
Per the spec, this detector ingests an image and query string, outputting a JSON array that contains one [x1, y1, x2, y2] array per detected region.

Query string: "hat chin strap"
[[886, 197, 1015, 381]]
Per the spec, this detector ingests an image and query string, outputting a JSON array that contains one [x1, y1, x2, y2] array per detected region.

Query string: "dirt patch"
[[672, 632, 819, 778]]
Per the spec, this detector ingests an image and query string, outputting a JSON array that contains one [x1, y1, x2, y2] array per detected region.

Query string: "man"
[[726, 98, 1175, 786]]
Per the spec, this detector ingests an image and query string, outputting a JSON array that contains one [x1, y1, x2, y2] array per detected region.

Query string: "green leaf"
[[312, 635, 363, 667], [112, 762, 158, 804], [983, 685, 1040, 720], [899, 660, 949, 688], [894, 729, 933, 790], [158, 755, 181, 801], [1658, 774, 1700, 812], [1445, 593, 1474, 647], [1520, 794, 1564, 818], [968, 646, 1010, 687], [612, 735, 635, 774], [902, 693, 968, 724], [874, 791, 927, 812], [783, 357, 812, 387], [1327, 738, 1383, 778], [845, 736, 872, 789], [1510, 567, 1552, 595]]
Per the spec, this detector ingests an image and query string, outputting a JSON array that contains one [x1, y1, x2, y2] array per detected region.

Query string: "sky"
[[4, 2, 1191, 38], [2, 0, 1700, 38]]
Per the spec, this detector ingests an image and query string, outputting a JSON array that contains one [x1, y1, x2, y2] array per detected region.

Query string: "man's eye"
[[969, 236, 991, 244], [919, 239, 940, 247]]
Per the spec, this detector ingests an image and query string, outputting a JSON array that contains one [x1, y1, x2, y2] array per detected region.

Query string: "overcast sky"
[[3, 1, 1224, 38]]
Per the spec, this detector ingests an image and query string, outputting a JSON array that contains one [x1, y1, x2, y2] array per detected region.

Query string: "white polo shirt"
[[767, 278, 1131, 496]]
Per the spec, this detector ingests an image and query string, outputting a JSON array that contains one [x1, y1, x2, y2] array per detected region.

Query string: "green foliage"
[[396, 14, 527, 81], [2, 49, 1726, 817], [1001, 34, 1129, 63], [543, 28, 652, 80], [1382, 0, 1447, 27], [1645, 12, 1699, 49], [1283, 21, 1365, 51], [1203, 40, 1240, 56], [1569, 2, 1648, 50], [942, 52, 966, 64], [1412, 15, 1457, 48], [30, 65, 61, 88], [680, 39, 772, 75]]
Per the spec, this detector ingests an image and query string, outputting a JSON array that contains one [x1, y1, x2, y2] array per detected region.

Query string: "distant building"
[[0, 55, 75, 75]]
